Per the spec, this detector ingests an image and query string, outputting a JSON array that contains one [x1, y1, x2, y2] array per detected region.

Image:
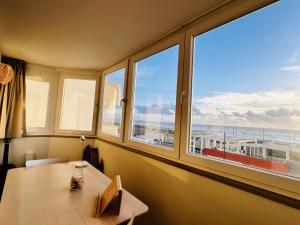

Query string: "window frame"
[[25, 69, 58, 135], [179, 0, 300, 198], [54, 73, 100, 136], [124, 33, 185, 159], [97, 60, 128, 142]]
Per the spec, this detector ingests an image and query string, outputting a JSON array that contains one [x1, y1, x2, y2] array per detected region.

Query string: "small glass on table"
[[70, 164, 84, 191]]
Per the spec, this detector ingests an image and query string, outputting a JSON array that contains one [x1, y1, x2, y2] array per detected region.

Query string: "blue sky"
[[127, 1, 300, 129], [190, 0, 300, 129], [194, 0, 300, 97], [133, 0, 300, 101], [134, 45, 179, 106]]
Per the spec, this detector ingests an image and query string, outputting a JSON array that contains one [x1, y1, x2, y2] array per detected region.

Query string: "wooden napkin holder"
[[95, 175, 123, 217]]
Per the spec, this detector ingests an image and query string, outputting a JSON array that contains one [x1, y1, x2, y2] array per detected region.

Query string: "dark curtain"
[[0, 56, 26, 200]]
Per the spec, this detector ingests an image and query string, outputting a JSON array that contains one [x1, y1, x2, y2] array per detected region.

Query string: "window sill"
[[180, 150, 300, 198], [95, 137, 300, 210], [23, 134, 96, 139]]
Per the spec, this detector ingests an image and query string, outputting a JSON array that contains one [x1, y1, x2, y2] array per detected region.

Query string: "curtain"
[[0, 56, 26, 138]]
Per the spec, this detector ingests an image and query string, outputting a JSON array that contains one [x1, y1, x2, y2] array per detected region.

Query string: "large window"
[[94, 1, 300, 201], [187, 0, 300, 179], [99, 66, 126, 138], [56, 76, 98, 134], [130, 45, 179, 149]]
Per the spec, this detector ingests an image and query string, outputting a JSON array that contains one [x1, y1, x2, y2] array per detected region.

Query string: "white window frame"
[[179, 0, 300, 199], [25, 68, 58, 135], [124, 33, 185, 159], [55, 73, 100, 136], [97, 60, 128, 142]]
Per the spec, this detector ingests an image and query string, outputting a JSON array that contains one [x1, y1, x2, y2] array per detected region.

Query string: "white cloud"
[[281, 65, 300, 72], [134, 104, 175, 124], [134, 89, 300, 130], [136, 65, 156, 79], [191, 90, 300, 129]]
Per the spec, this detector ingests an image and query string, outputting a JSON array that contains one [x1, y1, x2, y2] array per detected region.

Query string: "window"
[[93, 0, 300, 199], [26, 79, 50, 128], [125, 34, 184, 157], [25, 72, 57, 134], [56, 75, 98, 134], [99, 65, 126, 139], [185, 0, 300, 179], [131, 47, 178, 148]]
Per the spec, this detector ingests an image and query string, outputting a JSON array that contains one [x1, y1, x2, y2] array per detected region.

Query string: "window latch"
[[120, 98, 127, 107], [180, 91, 186, 104]]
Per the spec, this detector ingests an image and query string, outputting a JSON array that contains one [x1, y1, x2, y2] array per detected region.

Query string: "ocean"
[[133, 120, 300, 144]]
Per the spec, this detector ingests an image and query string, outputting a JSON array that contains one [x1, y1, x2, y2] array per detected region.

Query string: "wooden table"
[[0, 162, 148, 225]]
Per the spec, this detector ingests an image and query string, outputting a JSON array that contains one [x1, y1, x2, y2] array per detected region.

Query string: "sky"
[[113, 0, 300, 130], [191, 0, 300, 130], [133, 45, 179, 125], [134, 45, 179, 106]]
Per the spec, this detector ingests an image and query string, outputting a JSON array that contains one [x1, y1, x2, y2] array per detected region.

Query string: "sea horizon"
[[132, 120, 300, 144]]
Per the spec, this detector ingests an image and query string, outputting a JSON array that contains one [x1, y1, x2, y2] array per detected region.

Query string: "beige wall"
[[47, 137, 95, 161], [0, 137, 95, 167], [95, 140, 300, 225]]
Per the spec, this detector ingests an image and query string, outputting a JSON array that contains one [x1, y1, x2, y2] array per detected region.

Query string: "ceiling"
[[0, 0, 228, 70]]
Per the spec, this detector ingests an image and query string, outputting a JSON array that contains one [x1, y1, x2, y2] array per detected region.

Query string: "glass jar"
[[70, 164, 84, 190]]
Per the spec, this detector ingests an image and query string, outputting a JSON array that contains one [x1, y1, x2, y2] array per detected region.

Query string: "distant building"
[[190, 131, 300, 161]]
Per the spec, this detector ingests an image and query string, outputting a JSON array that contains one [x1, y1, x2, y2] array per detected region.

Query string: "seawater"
[[133, 120, 300, 144]]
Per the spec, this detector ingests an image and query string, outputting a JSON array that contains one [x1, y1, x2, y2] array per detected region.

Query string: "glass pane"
[[131, 45, 179, 149], [101, 68, 125, 136], [26, 79, 50, 128], [190, 1, 300, 178], [60, 78, 96, 131]]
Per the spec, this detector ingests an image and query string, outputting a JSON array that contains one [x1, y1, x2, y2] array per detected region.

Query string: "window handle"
[[120, 98, 127, 107], [180, 91, 186, 104]]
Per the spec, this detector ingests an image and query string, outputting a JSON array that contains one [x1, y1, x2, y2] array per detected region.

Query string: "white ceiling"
[[0, 0, 228, 70]]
